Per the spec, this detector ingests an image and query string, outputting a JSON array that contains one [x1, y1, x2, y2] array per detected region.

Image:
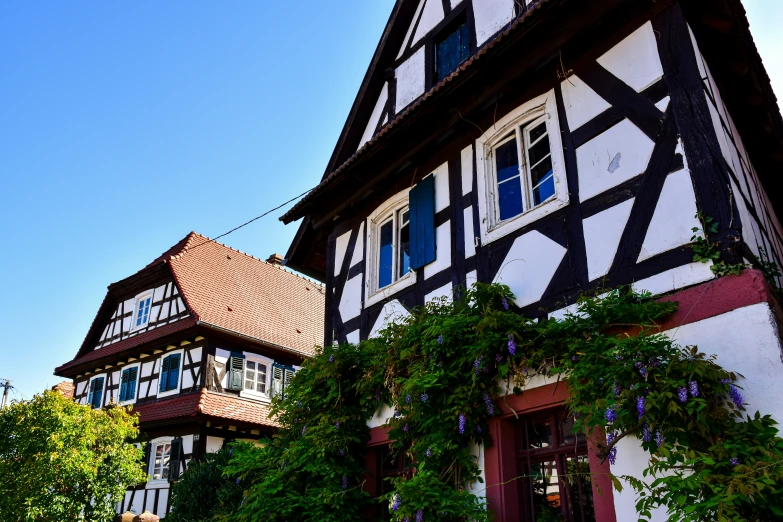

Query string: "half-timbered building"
[[54, 232, 324, 519], [282, 0, 783, 519]]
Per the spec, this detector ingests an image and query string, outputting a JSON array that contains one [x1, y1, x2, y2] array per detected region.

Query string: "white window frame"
[[146, 436, 174, 488], [239, 353, 274, 402], [87, 374, 106, 409], [365, 188, 417, 308], [117, 362, 141, 406], [156, 348, 184, 399], [475, 90, 569, 245], [130, 291, 154, 332]]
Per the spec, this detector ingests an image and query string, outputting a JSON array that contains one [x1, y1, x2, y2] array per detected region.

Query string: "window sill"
[[365, 272, 417, 308], [481, 195, 569, 246], [145, 479, 171, 489], [157, 388, 180, 399], [239, 390, 271, 403]]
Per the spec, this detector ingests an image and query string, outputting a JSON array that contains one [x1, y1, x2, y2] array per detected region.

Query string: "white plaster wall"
[[433, 163, 450, 213], [631, 262, 714, 296], [396, 48, 426, 111], [370, 300, 411, 338], [493, 231, 567, 307], [424, 222, 452, 278], [367, 403, 395, 429], [473, 0, 516, 46], [206, 436, 224, 453], [464, 207, 476, 259], [425, 282, 453, 304], [597, 22, 663, 92], [350, 222, 365, 267], [577, 119, 655, 202], [412, 0, 445, 45], [461, 145, 474, 195], [346, 330, 360, 345], [583, 199, 634, 281], [156, 489, 169, 519], [339, 276, 363, 322], [397, 0, 425, 59], [638, 170, 701, 262], [358, 84, 389, 150], [561, 75, 611, 131]]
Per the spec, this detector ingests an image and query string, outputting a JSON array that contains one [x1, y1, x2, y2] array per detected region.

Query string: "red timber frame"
[[362, 269, 780, 521]]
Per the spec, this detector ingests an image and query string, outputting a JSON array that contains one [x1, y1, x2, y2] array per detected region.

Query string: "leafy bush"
[[0, 390, 146, 522], [167, 446, 243, 522], [220, 282, 783, 522]]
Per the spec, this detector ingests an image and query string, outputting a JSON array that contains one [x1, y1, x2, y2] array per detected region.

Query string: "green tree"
[[0, 389, 146, 522], [167, 445, 243, 522]]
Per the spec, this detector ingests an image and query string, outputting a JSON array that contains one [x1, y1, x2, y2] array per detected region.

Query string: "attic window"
[[435, 16, 469, 82], [132, 292, 153, 331]]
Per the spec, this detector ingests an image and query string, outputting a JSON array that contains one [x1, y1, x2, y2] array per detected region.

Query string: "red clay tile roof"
[[56, 232, 324, 374], [167, 233, 324, 357], [130, 389, 278, 428], [51, 381, 75, 399]]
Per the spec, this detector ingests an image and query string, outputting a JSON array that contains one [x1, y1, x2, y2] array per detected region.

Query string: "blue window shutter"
[[126, 367, 138, 401], [409, 175, 436, 270], [119, 370, 129, 402], [159, 356, 171, 393], [91, 378, 104, 408], [168, 354, 181, 391], [227, 353, 245, 391], [88, 379, 96, 406]]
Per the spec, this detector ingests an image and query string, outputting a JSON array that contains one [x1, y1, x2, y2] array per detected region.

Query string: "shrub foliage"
[[221, 283, 783, 522]]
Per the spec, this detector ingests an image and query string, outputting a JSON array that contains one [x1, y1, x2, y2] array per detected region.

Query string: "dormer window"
[[435, 17, 469, 82], [132, 292, 153, 330]]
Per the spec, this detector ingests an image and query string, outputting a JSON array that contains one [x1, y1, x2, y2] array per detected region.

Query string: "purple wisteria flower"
[[613, 382, 622, 397], [678, 387, 688, 403], [302, 426, 307, 435], [339, 449, 346, 456], [636, 397, 646, 419], [392, 495, 401, 511], [605, 407, 618, 424], [501, 297, 509, 310], [236, 478, 241, 485], [495, 353, 503, 363], [476, 425, 482, 434], [425, 448, 432, 458], [642, 424, 652, 443], [729, 385, 744, 408], [459, 414, 467, 434], [730, 457, 739, 466], [508, 334, 517, 356], [606, 431, 618, 465], [404, 424, 410, 433], [342, 476, 348, 490], [406, 395, 412, 404], [655, 430, 665, 448], [416, 509, 424, 522], [420, 393, 428, 403], [689, 381, 699, 397], [483, 392, 495, 416], [639, 367, 648, 379], [375, 389, 381, 402], [474, 359, 481, 375], [329, 354, 334, 363], [335, 421, 340, 429], [437, 335, 444, 345]]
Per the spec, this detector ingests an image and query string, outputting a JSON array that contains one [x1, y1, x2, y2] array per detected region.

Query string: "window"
[[516, 411, 595, 522], [151, 442, 172, 481], [245, 359, 269, 394], [132, 292, 153, 330], [435, 17, 469, 81], [378, 207, 411, 289], [270, 363, 296, 398], [158, 351, 182, 396], [87, 376, 105, 409], [118, 365, 139, 404], [476, 91, 568, 244]]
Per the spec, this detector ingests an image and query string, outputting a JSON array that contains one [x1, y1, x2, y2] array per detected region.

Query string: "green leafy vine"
[[691, 212, 745, 277], [221, 285, 783, 522]]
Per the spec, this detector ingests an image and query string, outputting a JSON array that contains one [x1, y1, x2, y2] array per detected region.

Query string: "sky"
[[0, 1, 781, 400]]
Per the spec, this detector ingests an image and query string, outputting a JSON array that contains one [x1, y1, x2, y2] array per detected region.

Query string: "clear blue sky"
[[0, 1, 780, 399]]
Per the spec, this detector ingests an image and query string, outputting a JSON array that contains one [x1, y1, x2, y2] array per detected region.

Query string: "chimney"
[[267, 253, 285, 266]]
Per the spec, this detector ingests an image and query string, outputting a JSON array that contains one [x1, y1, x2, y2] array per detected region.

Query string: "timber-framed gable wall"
[[317, 2, 783, 348]]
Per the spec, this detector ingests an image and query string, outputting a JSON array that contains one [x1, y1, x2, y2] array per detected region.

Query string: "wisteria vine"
[[221, 282, 783, 522]]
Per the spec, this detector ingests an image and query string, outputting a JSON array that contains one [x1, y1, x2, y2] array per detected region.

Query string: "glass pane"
[[156, 445, 163, 457], [162, 467, 169, 479], [257, 382, 265, 393], [526, 418, 553, 450], [379, 220, 394, 288], [498, 178, 524, 221], [495, 137, 520, 182], [245, 380, 253, 390], [566, 455, 595, 522], [529, 460, 564, 521], [246, 370, 256, 381], [528, 121, 547, 144], [247, 361, 255, 370], [560, 415, 586, 447], [532, 172, 555, 207], [398, 209, 410, 279], [527, 135, 551, 167]]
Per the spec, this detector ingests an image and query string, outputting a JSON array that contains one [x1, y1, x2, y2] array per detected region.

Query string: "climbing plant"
[[222, 282, 783, 522]]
